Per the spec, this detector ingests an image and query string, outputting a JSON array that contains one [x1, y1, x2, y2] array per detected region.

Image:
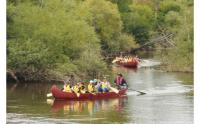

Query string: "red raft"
[[51, 85, 127, 100], [116, 58, 139, 68]]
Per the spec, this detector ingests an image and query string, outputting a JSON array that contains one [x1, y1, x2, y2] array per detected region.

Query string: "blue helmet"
[[93, 79, 97, 83]]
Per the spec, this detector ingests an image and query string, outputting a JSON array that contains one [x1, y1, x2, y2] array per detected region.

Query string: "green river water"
[[7, 61, 193, 124]]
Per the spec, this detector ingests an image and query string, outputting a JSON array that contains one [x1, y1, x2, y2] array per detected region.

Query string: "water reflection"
[[48, 98, 128, 115]]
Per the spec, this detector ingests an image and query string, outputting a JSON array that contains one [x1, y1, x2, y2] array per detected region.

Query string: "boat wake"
[[127, 85, 193, 96], [126, 91, 143, 96], [138, 59, 161, 67]]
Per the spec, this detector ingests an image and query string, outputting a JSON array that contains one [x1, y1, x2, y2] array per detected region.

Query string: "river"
[[7, 60, 193, 124]]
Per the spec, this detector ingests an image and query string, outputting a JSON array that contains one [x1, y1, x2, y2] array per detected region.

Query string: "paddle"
[[88, 91, 96, 95], [47, 93, 53, 97], [125, 83, 146, 95], [112, 59, 117, 63], [70, 90, 80, 97], [109, 86, 119, 94], [76, 92, 80, 97], [128, 88, 146, 95]]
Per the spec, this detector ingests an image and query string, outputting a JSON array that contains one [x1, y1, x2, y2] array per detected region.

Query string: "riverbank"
[[7, 59, 193, 83], [152, 50, 193, 73], [6, 66, 114, 83], [155, 64, 193, 73]]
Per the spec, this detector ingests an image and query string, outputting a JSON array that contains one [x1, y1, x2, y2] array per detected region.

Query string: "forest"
[[7, 0, 193, 82]]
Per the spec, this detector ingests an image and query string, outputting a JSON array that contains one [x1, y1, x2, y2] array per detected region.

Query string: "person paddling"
[[79, 82, 87, 93], [64, 83, 72, 93], [72, 83, 81, 97], [88, 80, 95, 93], [114, 73, 128, 89]]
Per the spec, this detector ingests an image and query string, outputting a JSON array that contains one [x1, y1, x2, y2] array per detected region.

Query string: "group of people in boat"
[[63, 73, 127, 94], [113, 55, 140, 63]]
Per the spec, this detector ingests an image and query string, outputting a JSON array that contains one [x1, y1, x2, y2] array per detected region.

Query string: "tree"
[[7, 0, 107, 80], [122, 3, 155, 45], [156, 0, 193, 72], [81, 0, 123, 53]]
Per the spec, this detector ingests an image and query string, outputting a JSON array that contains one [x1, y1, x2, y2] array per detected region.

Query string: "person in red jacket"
[[114, 73, 128, 89]]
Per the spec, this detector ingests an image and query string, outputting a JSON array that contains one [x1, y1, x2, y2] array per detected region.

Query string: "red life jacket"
[[116, 77, 123, 85]]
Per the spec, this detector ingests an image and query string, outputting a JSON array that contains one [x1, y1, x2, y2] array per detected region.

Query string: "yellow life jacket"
[[65, 84, 72, 92], [88, 84, 94, 92], [73, 85, 80, 93], [79, 84, 86, 93], [102, 82, 108, 89]]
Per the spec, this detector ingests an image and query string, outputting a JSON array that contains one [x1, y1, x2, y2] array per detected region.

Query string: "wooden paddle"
[[109, 86, 119, 94], [112, 59, 118, 63], [76, 93, 80, 97], [47, 93, 53, 97], [88, 91, 96, 95]]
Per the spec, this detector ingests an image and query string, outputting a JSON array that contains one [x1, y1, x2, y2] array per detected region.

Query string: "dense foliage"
[[110, 0, 193, 72], [7, 0, 193, 81], [7, 0, 138, 81], [159, 0, 193, 72], [148, 0, 193, 72]]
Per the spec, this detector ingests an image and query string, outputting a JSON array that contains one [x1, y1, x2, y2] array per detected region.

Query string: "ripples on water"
[[7, 113, 105, 124], [138, 59, 161, 68], [127, 84, 193, 96]]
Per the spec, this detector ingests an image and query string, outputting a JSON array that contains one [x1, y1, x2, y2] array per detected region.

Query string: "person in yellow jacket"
[[73, 83, 80, 94], [88, 80, 95, 93], [79, 82, 87, 93], [64, 83, 72, 93]]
